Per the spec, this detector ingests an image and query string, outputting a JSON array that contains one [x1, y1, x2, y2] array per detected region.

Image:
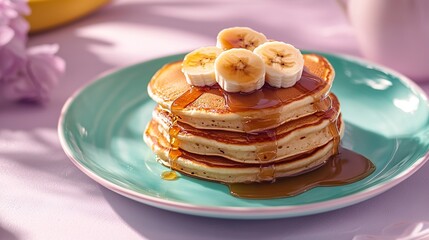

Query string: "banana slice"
[[215, 48, 265, 93], [182, 46, 223, 87], [254, 41, 304, 88], [216, 27, 267, 51]]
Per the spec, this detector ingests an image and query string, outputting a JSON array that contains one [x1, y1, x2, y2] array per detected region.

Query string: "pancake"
[[151, 94, 343, 164], [148, 54, 334, 133], [144, 53, 344, 183], [144, 118, 343, 183]]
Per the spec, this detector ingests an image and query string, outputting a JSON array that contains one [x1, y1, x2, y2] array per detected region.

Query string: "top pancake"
[[148, 54, 335, 132]]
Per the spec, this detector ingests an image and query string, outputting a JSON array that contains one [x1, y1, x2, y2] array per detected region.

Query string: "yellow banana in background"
[[26, 0, 111, 33]]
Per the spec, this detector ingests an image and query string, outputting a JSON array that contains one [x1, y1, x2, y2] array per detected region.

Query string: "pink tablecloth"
[[1, 0, 428, 239]]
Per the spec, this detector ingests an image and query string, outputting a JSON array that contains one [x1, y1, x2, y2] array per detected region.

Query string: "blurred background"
[[25, 0, 429, 101]]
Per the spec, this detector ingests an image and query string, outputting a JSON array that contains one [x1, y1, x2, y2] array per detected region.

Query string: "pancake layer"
[[148, 54, 335, 133]]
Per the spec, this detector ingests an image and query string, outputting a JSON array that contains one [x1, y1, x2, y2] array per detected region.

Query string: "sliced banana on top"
[[215, 48, 265, 93], [182, 46, 223, 87], [216, 27, 267, 51], [254, 41, 304, 88]]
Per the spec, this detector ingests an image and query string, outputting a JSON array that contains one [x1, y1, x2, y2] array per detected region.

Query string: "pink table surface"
[[1, 0, 429, 239]]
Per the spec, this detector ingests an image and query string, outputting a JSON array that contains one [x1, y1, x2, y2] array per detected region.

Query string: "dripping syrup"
[[152, 61, 374, 198], [257, 164, 276, 182], [227, 147, 375, 199], [254, 129, 278, 162], [162, 85, 216, 180], [328, 121, 340, 155], [157, 97, 338, 147], [170, 86, 208, 112], [147, 120, 375, 199], [161, 116, 182, 180]]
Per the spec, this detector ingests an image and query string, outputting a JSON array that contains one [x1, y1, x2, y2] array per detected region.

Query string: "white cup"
[[340, 0, 429, 81]]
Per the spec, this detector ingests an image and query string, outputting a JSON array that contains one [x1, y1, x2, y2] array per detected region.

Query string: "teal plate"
[[58, 52, 429, 219]]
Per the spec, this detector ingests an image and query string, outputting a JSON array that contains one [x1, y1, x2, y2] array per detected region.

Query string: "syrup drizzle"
[[151, 62, 374, 198], [221, 71, 329, 178], [162, 86, 214, 180], [157, 97, 338, 146], [162, 69, 333, 182], [257, 164, 276, 182], [227, 147, 375, 199], [254, 129, 278, 162], [170, 86, 208, 112], [147, 120, 375, 199], [162, 115, 181, 180], [328, 121, 340, 155]]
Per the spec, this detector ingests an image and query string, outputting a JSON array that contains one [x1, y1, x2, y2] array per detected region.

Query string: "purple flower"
[[0, 29, 27, 79], [0, 0, 29, 37], [2, 44, 65, 102], [0, 0, 65, 104]]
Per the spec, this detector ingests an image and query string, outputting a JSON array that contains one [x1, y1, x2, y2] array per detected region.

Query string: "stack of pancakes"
[[144, 54, 344, 183]]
